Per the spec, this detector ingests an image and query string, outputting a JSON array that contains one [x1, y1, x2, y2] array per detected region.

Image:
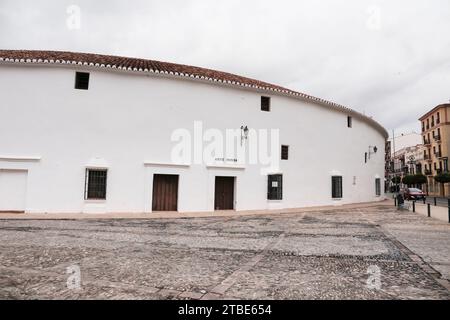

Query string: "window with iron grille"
[[267, 174, 282, 200], [75, 72, 90, 90], [261, 96, 271, 112], [281, 145, 289, 160], [375, 178, 381, 196], [347, 116, 352, 128], [332, 176, 343, 199], [85, 169, 107, 200]]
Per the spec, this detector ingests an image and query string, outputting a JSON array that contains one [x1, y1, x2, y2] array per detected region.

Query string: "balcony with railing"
[[434, 135, 441, 142], [423, 138, 431, 145], [425, 169, 432, 175], [435, 151, 442, 158], [424, 154, 432, 161]]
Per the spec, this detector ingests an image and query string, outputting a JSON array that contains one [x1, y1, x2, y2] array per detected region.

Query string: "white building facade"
[[0, 50, 388, 214]]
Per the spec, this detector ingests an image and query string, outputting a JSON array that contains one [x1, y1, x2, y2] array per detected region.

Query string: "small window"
[[375, 178, 381, 196], [261, 96, 271, 112], [332, 176, 343, 199], [281, 145, 289, 160], [85, 169, 107, 200], [75, 72, 90, 90], [347, 116, 352, 128], [267, 174, 282, 200]]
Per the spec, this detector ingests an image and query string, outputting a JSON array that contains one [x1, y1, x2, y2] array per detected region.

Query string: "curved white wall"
[[0, 64, 386, 213]]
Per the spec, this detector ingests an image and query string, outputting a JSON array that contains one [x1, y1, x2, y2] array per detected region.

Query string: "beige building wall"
[[419, 104, 450, 196]]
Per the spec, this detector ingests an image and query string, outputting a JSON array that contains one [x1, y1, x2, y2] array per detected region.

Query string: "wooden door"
[[214, 177, 235, 210], [152, 174, 179, 211]]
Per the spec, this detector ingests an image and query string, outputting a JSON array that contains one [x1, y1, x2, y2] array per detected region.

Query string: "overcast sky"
[[1, 0, 449, 136]]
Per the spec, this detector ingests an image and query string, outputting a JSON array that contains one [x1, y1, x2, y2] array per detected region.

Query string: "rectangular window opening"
[[261, 96, 271, 112], [375, 178, 381, 196], [85, 169, 107, 200], [332, 176, 343, 199], [267, 174, 283, 200], [281, 145, 289, 160], [347, 116, 352, 128], [75, 72, 90, 90]]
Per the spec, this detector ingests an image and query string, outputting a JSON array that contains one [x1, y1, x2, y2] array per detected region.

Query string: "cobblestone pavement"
[[1, 205, 449, 300]]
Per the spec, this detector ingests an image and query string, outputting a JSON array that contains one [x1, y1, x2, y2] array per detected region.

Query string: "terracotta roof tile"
[[0, 49, 388, 138]]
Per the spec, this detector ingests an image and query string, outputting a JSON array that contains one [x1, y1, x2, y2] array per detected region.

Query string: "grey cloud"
[[0, 0, 449, 135]]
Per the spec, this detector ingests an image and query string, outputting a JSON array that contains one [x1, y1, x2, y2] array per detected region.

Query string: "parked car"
[[402, 188, 426, 200]]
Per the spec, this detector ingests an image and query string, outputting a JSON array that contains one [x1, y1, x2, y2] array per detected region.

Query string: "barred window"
[[85, 169, 107, 200], [268, 174, 283, 200], [375, 178, 381, 196], [75, 72, 90, 90], [332, 176, 343, 199]]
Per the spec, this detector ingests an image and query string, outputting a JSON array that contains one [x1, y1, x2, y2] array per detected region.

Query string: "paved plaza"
[[1, 203, 450, 300]]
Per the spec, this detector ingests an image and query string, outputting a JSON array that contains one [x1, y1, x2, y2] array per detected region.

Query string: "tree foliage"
[[402, 174, 427, 186], [391, 176, 401, 184], [414, 174, 427, 185], [402, 175, 415, 186], [434, 173, 450, 184]]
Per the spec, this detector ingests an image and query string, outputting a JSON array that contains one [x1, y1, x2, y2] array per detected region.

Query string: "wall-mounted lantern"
[[241, 125, 249, 145], [368, 145, 378, 159]]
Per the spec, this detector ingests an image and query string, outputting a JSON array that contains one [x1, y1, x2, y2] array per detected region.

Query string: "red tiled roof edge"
[[0, 49, 388, 138]]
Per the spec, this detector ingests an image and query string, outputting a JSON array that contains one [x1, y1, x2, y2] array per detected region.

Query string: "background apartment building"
[[419, 104, 450, 196], [387, 132, 423, 192]]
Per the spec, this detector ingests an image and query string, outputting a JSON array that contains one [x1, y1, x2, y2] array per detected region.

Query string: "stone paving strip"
[[0, 203, 449, 300]]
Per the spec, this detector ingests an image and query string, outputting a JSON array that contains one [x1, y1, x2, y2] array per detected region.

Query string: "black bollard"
[[434, 197, 437, 206], [394, 197, 397, 207], [423, 197, 426, 204], [427, 204, 431, 217], [413, 201, 416, 213], [448, 199, 450, 224]]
